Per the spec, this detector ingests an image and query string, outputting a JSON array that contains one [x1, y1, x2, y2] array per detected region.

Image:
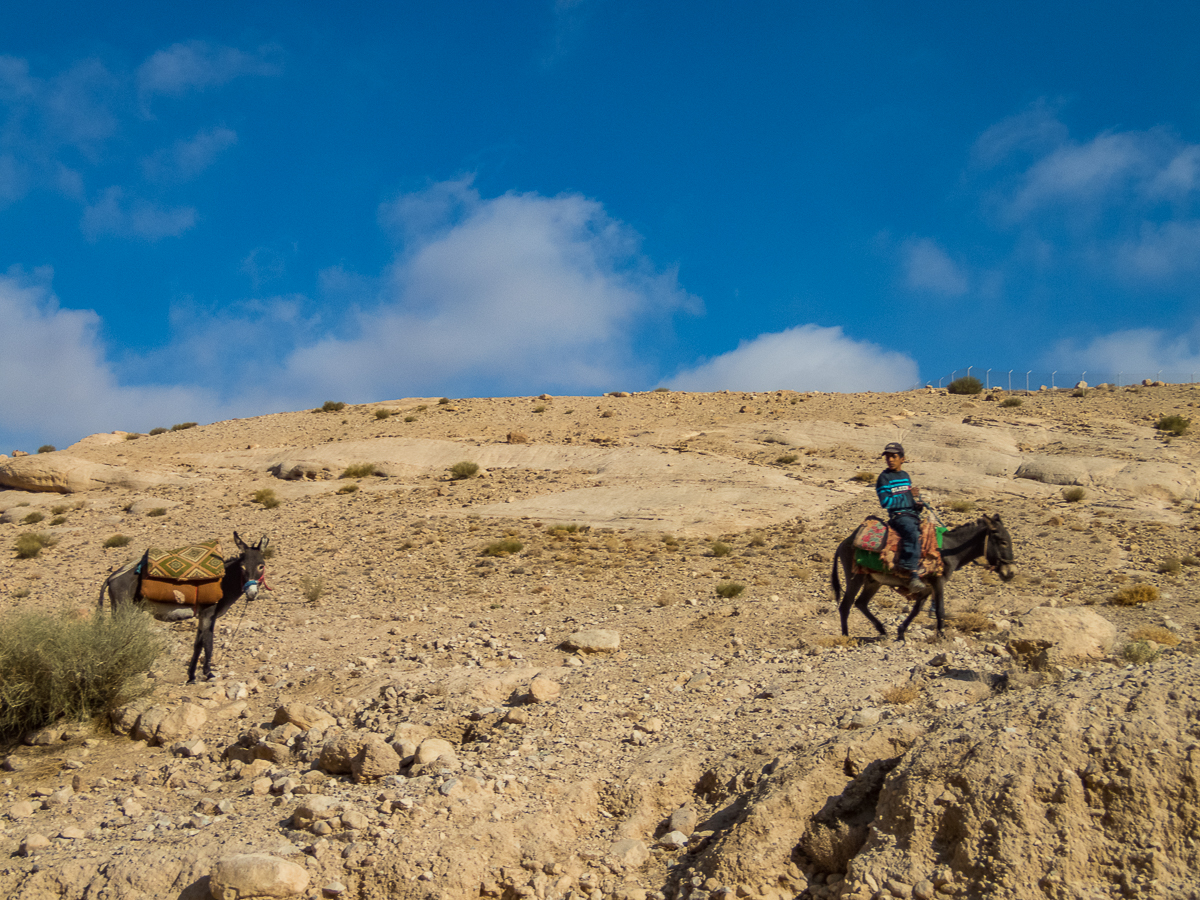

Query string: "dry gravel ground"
[[1, 385, 1199, 900]]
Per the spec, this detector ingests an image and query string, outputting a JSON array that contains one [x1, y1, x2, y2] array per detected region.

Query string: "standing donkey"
[[98, 533, 269, 683]]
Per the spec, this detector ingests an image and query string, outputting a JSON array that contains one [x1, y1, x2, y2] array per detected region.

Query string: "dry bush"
[[749, 532, 767, 548], [816, 635, 857, 649], [340, 463, 380, 478], [1061, 486, 1087, 503], [710, 542, 732, 558], [374, 408, 397, 419], [882, 683, 920, 704], [1111, 583, 1160, 606], [0, 606, 162, 737], [715, 582, 744, 598], [404, 415, 417, 423], [1158, 557, 1183, 575], [171, 422, 197, 431], [776, 453, 799, 465], [449, 461, 479, 480], [949, 611, 993, 633], [1128, 625, 1180, 647], [299, 576, 325, 603], [253, 488, 280, 509], [1157, 414, 1191, 436], [655, 593, 681, 608], [22, 511, 44, 525], [15, 532, 56, 559], [853, 471, 876, 483], [337, 483, 358, 494], [999, 397, 1023, 408], [507, 431, 529, 444], [947, 499, 976, 513], [482, 539, 524, 557], [102, 534, 131, 549]]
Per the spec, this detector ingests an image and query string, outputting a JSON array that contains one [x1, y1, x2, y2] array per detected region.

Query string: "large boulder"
[[209, 854, 308, 899], [0, 454, 190, 493], [1007, 606, 1117, 666]]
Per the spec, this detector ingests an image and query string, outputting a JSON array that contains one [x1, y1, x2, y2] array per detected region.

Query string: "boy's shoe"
[[907, 573, 928, 593]]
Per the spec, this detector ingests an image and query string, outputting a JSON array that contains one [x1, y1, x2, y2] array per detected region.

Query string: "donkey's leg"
[[854, 582, 888, 637], [896, 588, 930, 640], [930, 579, 946, 637], [188, 609, 217, 684]]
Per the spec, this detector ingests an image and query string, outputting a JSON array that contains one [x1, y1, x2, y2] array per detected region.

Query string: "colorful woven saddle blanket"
[[853, 517, 945, 577], [141, 540, 224, 606]]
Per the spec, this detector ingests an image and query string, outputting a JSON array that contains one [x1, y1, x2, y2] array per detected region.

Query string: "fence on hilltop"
[[927, 368, 1200, 392]]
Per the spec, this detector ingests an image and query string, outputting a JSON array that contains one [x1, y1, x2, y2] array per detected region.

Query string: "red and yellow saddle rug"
[[853, 519, 944, 578], [141, 540, 224, 606]]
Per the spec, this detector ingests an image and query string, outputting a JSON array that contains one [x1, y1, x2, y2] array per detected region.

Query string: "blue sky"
[[4, 2, 1200, 451]]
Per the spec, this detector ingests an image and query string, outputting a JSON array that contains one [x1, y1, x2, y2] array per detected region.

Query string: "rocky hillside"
[[1, 384, 1198, 900]]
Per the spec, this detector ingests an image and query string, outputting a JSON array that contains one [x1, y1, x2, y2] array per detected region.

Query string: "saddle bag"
[[852, 516, 889, 552], [141, 540, 224, 607]]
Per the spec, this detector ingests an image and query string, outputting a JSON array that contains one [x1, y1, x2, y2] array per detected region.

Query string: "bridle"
[[981, 520, 1014, 572]]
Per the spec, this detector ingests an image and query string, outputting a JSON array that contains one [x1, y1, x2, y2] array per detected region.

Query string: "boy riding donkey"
[[876, 442, 930, 594]]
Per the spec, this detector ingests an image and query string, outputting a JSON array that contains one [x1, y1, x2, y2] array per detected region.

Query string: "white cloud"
[[1049, 326, 1200, 380], [902, 238, 969, 296], [0, 270, 219, 448], [1115, 220, 1200, 281], [269, 180, 696, 398], [143, 126, 238, 182], [81, 186, 197, 240], [667, 325, 919, 393], [136, 41, 279, 108]]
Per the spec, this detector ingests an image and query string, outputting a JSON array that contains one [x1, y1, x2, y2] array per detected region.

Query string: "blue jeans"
[[890, 512, 922, 572]]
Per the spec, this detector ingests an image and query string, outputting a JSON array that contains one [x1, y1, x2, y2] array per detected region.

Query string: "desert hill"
[[1, 383, 1198, 900]]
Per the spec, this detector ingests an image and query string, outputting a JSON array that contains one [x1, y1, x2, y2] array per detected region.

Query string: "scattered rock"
[[210, 853, 310, 900]]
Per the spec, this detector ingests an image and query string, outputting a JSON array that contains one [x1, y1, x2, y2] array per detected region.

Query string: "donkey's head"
[[983, 515, 1016, 581], [233, 532, 270, 600]]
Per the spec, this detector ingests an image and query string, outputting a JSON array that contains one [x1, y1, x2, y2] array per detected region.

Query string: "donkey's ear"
[[234, 532, 249, 552], [257, 536, 270, 551]]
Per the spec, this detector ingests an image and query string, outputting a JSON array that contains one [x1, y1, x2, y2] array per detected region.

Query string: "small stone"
[[913, 880, 936, 900], [122, 798, 145, 818], [341, 809, 369, 830], [9, 799, 35, 818], [60, 825, 86, 839], [529, 676, 561, 703], [668, 806, 697, 836], [848, 708, 881, 729], [323, 882, 347, 897], [19, 833, 51, 856], [658, 831, 688, 850]]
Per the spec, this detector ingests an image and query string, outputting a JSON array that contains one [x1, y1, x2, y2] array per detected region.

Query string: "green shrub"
[[103, 534, 131, 549], [404, 415, 417, 423], [37, 445, 56, 454], [124, 432, 142, 440], [340, 463, 380, 479], [548, 523, 587, 535], [776, 454, 799, 465], [315, 401, 346, 413], [482, 539, 524, 557], [1122, 641, 1161, 665], [50, 516, 67, 526], [653, 386, 670, 392], [438, 397, 451, 405], [15, 532, 55, 559], [1061, 486, 1087, 503], [299, 576, 324, 603], [1157, 415, 1191, 436], [0, 606, 162, 737], [50, 505, 68, 515], [1159, 557, 1183, 575], [252, 488, 280, 509], [146, 507, 168, 517], [450, 461, 479, 480], [710, 542, 732, 558], [337, 483, 359, 494], [715, 582, 745, 598], [533, 404, 546, 413], [375, 408, 397, 419], [148, 427, 167, 435], [999, 397, 1023, 408], [22, 511, 44, 525], [947, 376, 983, 395], [170, 422, 197, 431]]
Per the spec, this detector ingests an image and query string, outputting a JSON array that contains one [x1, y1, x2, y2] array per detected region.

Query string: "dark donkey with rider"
[[98, 532, 269, 683], [831, 443, 1016, 639]]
